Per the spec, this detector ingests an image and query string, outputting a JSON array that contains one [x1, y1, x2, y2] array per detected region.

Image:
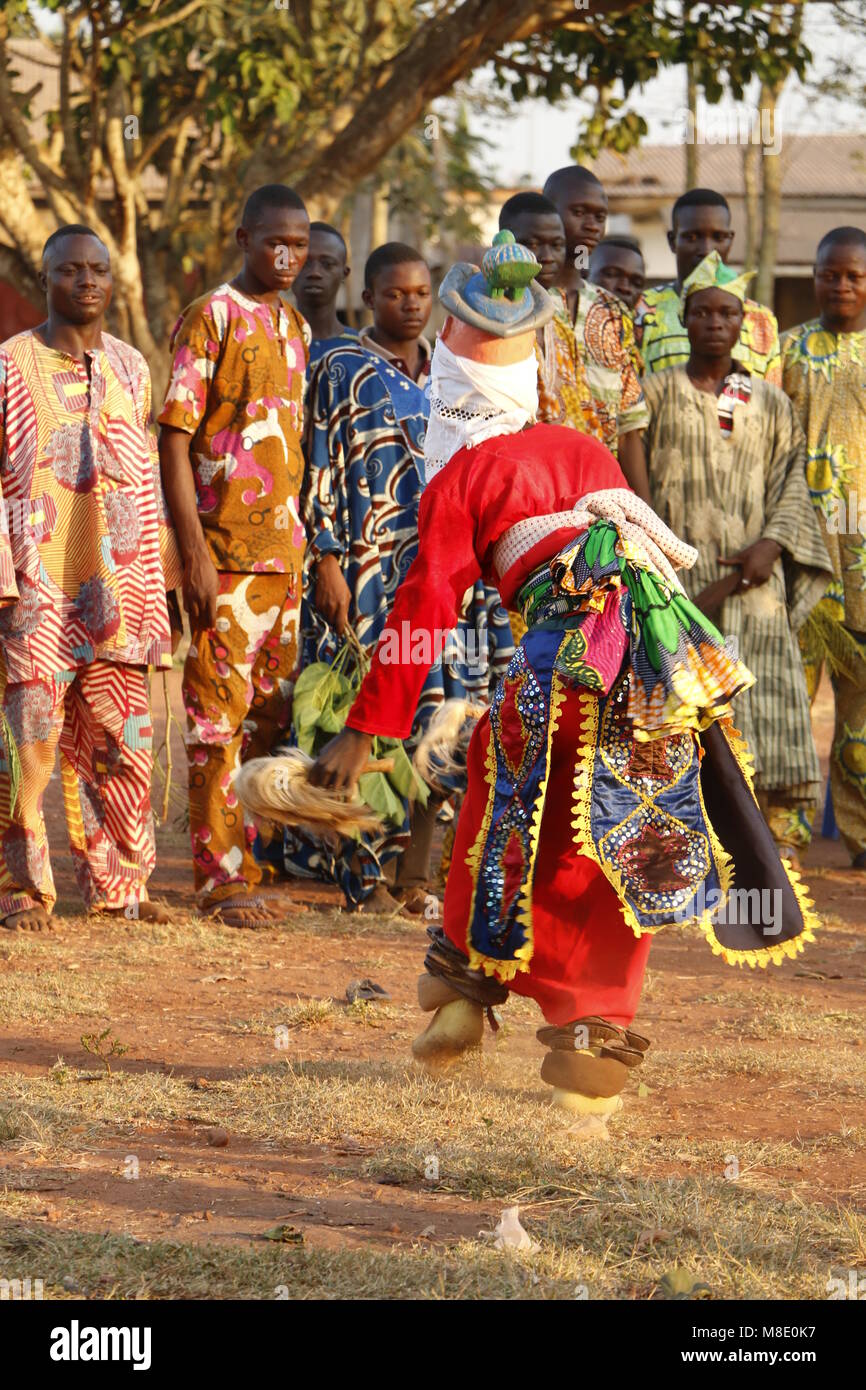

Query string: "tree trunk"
[[742, 142, 760, 275], [755, 102, 781, 310], [755, 3, 800, 310], [371, 181, 391, 253], [685, 22, 699, 190]]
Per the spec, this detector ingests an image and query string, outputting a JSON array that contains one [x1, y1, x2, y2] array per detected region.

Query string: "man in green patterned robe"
[[643, 253, 832, 861]]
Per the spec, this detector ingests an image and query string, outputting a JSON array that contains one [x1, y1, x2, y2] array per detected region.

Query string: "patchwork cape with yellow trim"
[[464, 520, 818, 981]]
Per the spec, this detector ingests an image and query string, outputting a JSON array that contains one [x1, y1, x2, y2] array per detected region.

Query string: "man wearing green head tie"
[[643, 252, 833, 863]]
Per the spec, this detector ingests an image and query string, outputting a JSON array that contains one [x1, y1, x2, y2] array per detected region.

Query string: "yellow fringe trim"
[[694, 721, 820, 967], [464, 673, 567, 984]]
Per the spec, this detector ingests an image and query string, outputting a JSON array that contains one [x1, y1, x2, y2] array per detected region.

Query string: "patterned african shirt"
[[637, 282, 782, 385], [0, 330, 180, 683], [159, 282, 310, 574], [781, 320, 866, 632], [537, 283, 649, 457], [643, 366, 831, 795], [307, 325, 360, 369], [300, 337, 512, 729]]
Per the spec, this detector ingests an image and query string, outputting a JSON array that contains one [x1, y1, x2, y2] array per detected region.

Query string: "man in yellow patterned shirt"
[[637, 189, 781, 386], [782, 226, 866, 865]]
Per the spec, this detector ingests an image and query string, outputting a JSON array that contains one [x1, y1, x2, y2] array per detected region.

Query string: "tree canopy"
[[0, 1, 817, 386]]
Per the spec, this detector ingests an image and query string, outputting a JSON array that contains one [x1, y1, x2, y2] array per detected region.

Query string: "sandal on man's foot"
[[204, 894, 282, 930]]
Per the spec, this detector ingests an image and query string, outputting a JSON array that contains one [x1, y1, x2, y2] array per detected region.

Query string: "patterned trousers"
[[0, 662, 156, 917], [183, 571, 300, 905]]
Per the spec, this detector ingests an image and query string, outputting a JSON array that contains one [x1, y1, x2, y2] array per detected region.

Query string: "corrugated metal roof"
[[591, 134, 866, 199]]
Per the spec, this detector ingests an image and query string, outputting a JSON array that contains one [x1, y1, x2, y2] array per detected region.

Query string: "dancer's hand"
[[310, 727, 373, 792], [314, 554, 351, 635], [719, 538, 782, 591]]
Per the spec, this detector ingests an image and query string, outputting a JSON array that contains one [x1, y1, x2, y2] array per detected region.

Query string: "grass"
[[0, 1172, 862, 1300], [0, 895, 864, 1300]]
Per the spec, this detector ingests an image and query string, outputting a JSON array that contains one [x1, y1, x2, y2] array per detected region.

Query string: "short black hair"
[[309, 221, 347, 255], [542, 166, 604, 201], [816, 226, 866, 258], [499, 192, 560, 228], [241, 184, 307, 228], [591, 235, 644, 261], [671, 188, 731, 229], [364, 242, 427, 290], [42, 224, 107, 262]]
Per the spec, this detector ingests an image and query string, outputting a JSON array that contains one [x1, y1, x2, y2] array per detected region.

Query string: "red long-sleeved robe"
[[346, 424, 626, 740], [346, 424, 647, 1026]]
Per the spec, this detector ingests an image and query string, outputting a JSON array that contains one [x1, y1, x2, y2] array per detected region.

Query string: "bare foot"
[[204, 893, 283, 930], [356, 884, 408, 915], [392, 885, 435, 915], [1, 906, 52, 932], [93, 900, 173, 924]]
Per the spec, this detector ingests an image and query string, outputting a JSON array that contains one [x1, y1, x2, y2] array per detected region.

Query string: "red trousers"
[[443, 687, 652, 1026]]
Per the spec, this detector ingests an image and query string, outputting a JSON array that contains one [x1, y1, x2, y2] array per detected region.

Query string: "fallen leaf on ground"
[[636, 1227, 674, 1251], [263, 1224, 304, 1244], [657, 1267, 712, 1300]]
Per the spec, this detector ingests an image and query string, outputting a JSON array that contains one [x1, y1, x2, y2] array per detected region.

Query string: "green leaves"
[[357, 770, 406, 828], [289, 651, 429, 825]]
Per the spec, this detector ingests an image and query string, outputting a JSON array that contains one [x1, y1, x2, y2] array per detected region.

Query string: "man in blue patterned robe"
[[280, 244, 513, 910]]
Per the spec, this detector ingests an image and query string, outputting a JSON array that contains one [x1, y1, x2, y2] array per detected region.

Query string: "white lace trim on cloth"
[[492, 488, 699, 593], [423, 337, 538, 482]]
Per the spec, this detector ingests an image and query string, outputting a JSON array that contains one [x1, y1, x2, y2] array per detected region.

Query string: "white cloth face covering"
[[423, 336, 538, 483]]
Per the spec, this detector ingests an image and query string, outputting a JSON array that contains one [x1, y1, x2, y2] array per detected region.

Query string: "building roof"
[[590, 133, 866, 201]]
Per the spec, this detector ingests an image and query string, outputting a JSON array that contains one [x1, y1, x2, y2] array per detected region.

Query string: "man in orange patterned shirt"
[[159, 185, 311, 927]]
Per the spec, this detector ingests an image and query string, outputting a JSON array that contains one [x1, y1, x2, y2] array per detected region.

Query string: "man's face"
[[684, 287, 743, 356], [293, 229, 348, 310], [363, 261, 432, 339], [41, 234, 112, 324], [503, 211, 567, 289], [670, 204, 735, 282], [589, 245, 645, 309], [549, 178, 608, 263], [814, 243, 866, 332], [237, 207, 310, 292]]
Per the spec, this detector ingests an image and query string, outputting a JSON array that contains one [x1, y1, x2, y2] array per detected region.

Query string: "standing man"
[[159, 184, 311, 928], [292, 222, 358, 366], [522, 175, 650, 501], [0, 225, 181, 931], [643, 252, 831, 862], [589, 237, 646, 313], [637, 188, 781, 384], [296, 242, 512, 911], [782, 226, 866, 867]]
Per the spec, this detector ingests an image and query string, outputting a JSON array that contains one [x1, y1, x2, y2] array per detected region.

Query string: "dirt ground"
[[0, 669, 864, 1300]]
